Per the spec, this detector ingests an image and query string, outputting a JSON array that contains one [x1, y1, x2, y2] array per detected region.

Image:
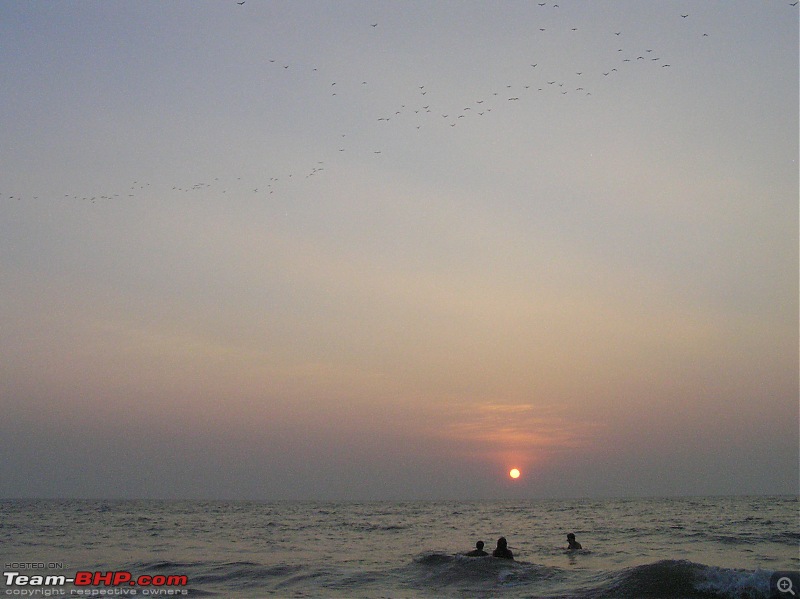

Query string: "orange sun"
[[509, 468, 521, 479]]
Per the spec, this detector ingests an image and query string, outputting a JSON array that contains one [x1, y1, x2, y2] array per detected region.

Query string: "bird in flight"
[[237, 1, 244, 4], [371, 23, 378, 27]]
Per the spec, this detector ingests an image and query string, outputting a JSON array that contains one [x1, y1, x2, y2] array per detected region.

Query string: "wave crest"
[[586, 559, 772, 599]]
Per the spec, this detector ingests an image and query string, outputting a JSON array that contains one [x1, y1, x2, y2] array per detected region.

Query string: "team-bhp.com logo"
[[4, 570, 188, 596]]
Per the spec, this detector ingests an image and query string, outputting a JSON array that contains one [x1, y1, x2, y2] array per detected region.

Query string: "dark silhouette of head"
[[496, 536, 508, 549], [567, 533, 576, 540], [475, 541, 484, 550]]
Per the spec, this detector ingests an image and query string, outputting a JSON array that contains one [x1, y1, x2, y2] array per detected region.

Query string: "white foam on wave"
[[693, 564, 773, 598]]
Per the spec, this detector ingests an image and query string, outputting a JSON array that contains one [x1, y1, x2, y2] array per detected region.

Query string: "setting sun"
[[509, 468, 521, 479]]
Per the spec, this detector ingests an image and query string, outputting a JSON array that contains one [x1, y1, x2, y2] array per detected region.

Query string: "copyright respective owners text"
[[3, 563, 188, 596], [773, 572, 800, 599]]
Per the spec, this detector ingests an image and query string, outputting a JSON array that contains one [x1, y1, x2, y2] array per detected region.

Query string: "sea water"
[[1, 496, 797, 598]]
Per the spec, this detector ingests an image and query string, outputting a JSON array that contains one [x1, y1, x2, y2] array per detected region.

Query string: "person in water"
[[465, 540, 488, 556], [492, 536, 514, 559], [566, 533, 582, 551]]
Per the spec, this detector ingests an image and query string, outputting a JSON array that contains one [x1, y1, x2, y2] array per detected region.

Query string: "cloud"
[[433, 402, 604, 465]]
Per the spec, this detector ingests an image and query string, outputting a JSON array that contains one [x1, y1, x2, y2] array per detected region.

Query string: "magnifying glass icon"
[[778, 577, 796, 596]]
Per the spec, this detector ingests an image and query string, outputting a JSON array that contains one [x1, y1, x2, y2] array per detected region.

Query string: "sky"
[[0, 0, 797, 501]]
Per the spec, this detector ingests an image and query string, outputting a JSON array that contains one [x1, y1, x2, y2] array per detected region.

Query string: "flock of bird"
[[3, 2, 796, 206]]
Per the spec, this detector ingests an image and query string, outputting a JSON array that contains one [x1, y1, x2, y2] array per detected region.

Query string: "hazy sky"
[[1, 0, 797, 500]]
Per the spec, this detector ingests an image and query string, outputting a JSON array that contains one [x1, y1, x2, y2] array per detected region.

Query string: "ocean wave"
[[114, 555, 778, 598], [582, 559, 773, 599], [130, 559, 199, 571], [129, 559, 304, 588], [409, 552, 566, 588], [192, 561, 304, 587], [343, 521, 410, 533], [768, 530, 800, 544], [405, 554, 775, 598]]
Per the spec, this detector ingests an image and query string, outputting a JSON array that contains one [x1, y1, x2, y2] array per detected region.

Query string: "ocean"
[[1, 496, 797, 598]]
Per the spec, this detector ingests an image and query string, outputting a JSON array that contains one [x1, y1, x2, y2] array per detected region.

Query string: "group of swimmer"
[[465, 533, 582, 560]]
